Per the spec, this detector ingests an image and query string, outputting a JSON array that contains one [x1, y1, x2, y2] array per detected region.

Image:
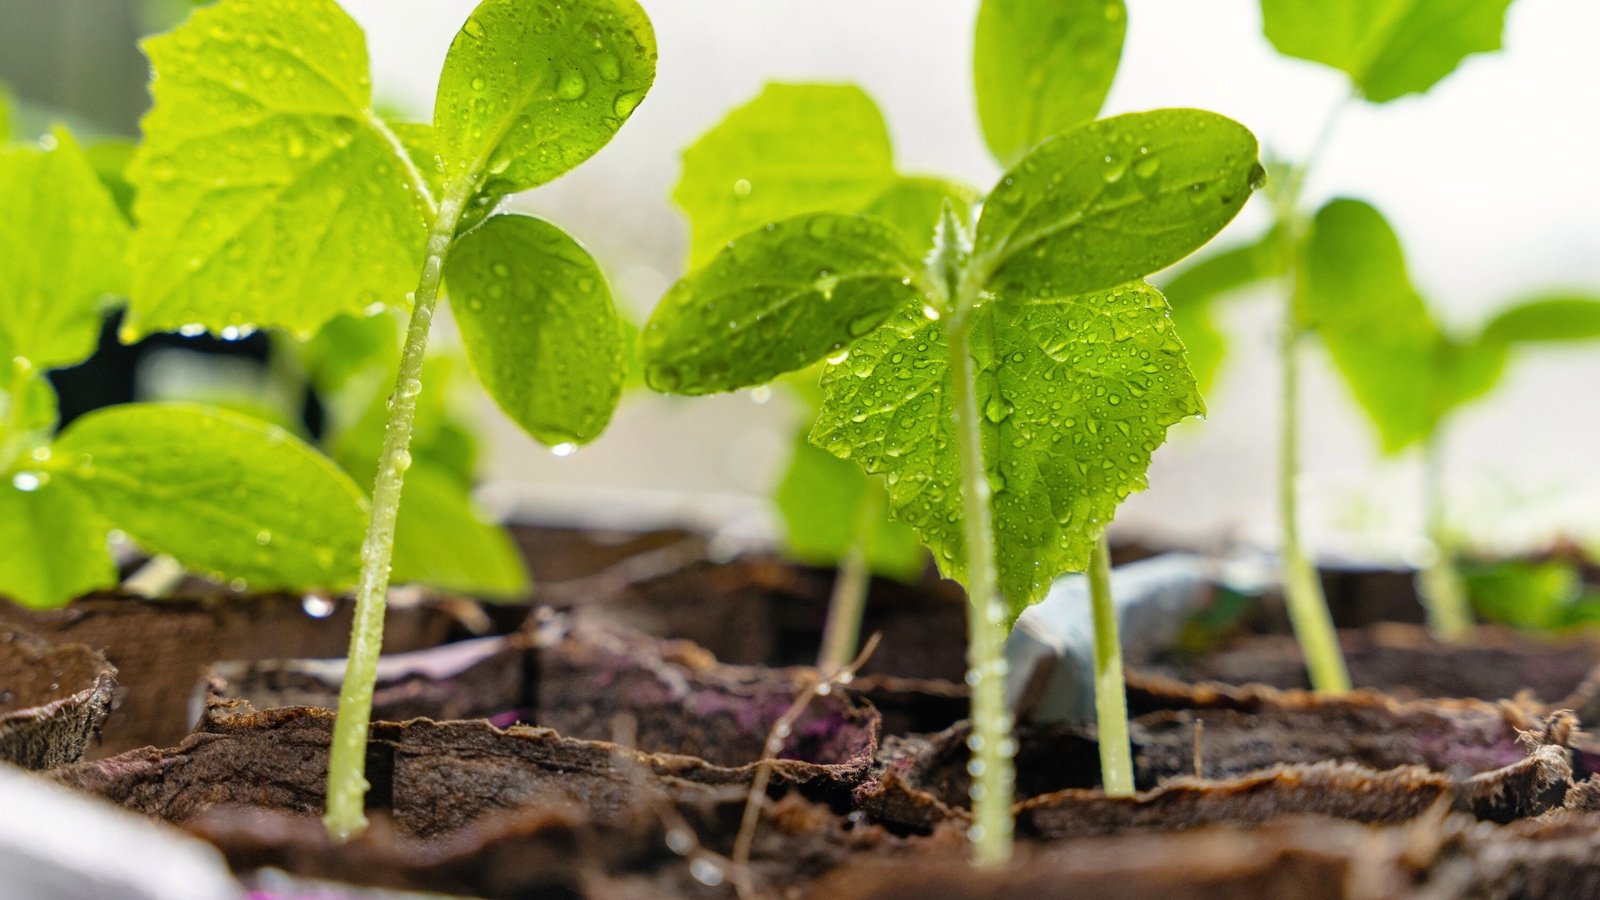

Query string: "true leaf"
[[0, 482, 115, 610], [861, 176, 981, 259], [127, 0, 428, 339], [973, 0, 1126, 167], [1481, 296, 1600, 345], [389, 462, 528, 598], [774, 434, 926, 583], [434, 0, 656, 200], [641, 213, 924, 395], [50, 403, 368, 590], [812, 281, 1202, 615], [1302, 198, 1444, 453], [674, 83, 897, 265], [1260, 0, 1516, 102], [0, 128, 130, 370], [1441, 336, 1506, 410], [446, 214, 625, 445], [974, 109, 1263, 302], [1158, 233, 1283, 392]]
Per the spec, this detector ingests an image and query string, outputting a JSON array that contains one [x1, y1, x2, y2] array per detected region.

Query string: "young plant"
[[0, 127, 370, 611], [675, 84, 952, 672], [1302, 198, 1600, 638], [1161, 0, 1518, 685], [645, 0, 1261, 864], [126, 0, 654, 839]]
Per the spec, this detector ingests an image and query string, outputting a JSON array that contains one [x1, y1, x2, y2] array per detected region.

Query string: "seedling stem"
[[324, 178, 471, 840], [1275, 95, 1353, 693], [1419, 429, 1472, 638], [816, 488, 883, 675], [947, 262, 1014, 867], [1088, 534, 1134, 796]]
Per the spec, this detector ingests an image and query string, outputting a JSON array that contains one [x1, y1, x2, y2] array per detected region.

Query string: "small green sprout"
[[1303, 198, 1600, 638], [1162, 0, 1520, 688], [127, 0, 655, 839], [0, 125, 370, 610], [643, 0, 1260, 865]]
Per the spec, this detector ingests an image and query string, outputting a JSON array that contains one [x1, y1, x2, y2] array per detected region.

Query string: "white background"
[[345, 0, 1600, 561]]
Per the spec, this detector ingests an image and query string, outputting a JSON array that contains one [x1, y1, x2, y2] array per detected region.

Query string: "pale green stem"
[[323, 180, 469, 841], [1418, 429, 1472, 640], [816, 486, 884, 676], [1279, 311, 1350, 692], [1087, 534, 1134, 796], [1274, 93, 1354, 694], [946, 289, 1014, 868]]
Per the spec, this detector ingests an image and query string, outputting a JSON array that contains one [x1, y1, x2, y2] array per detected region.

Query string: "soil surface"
[[18, 539, 1600, 897]]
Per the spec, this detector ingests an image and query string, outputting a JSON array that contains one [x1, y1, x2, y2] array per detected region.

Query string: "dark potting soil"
[[20, 533, 1600, 897], [0, 629, 116, 769], [44, 608, 1599, 898]]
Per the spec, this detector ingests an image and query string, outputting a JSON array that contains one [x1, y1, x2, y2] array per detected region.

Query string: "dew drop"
[[551, 442, 578, 458], [11, 472, 42, 492], [732, 178, 752, 198], [664, 829, 693, 856], [1100, 154, 1127, 183], [302, 594, 335, 618], [557, 69, 588, 100], [689, 858, 724, 887], [255, 530, 273, 546], [1133, 155, 1161, 178]]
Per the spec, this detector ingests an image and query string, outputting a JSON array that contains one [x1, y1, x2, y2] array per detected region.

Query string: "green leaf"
[[674, 83, 897, 266], [84, 140, 137, 222], [434, 0, 656, 199], [812, 281, 1202, 615], [1480, 296, 1600, 345], [1302, 198, 1445, 453], [1260, 0, 1515, 103], [1441, 336, 1507, 410], [389, 462, 529, 598], [0, 482, 116, 609], [974, 109, 1263, 302], [774, 434, 926, 583], [1158, 233, 1283, 393], [446, 214, 624, 446], [641, 213, 925, 395], [861, 176, 981, 260], [973, 0, 1126, 167], [126, 0, 429, 339], [50, 403, 368, 590], [0, 128, 130, 370]]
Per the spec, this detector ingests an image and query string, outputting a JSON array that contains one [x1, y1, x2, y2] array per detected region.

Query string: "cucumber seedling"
[[644, 0, 1261, 864], [1303, 198, 1600, 638], [0, 127, 371, 611], [1162, 0, 1519, 684], [126, 0, 655, 839]]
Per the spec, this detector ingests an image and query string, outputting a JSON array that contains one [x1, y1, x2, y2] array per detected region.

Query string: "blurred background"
[[3, 0, 1598, 564]]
